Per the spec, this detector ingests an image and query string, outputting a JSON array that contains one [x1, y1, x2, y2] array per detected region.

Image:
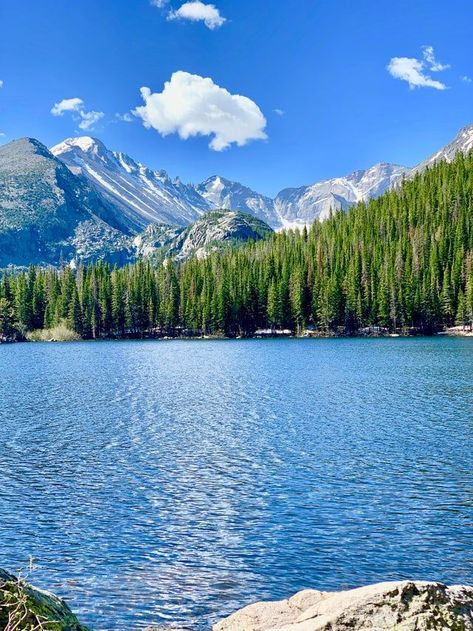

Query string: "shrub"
[[26, 323, 81, 343]]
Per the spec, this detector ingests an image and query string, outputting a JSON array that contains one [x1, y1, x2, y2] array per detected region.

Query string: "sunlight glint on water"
[[1, 338, 472, 630]]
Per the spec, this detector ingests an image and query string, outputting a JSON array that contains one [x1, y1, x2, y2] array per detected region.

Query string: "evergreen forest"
[[1, 153, 473, 340]]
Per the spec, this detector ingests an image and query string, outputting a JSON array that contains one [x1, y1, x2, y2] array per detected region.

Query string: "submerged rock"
[[213, 581, 473, 631], [0, 569, 88, 631]]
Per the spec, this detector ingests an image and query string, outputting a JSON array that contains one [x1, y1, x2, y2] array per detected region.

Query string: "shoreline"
[[2, 328, 472, 344], [2, 571, 473, 631]]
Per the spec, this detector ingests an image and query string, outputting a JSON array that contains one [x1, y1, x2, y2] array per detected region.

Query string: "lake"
[[0, 338, 472, 630]]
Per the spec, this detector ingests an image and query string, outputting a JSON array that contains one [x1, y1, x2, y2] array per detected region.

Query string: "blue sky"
[[1, 0, 472, 196]]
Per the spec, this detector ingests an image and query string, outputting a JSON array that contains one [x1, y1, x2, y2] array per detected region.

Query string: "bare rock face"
[[213, 581, 473, 631]]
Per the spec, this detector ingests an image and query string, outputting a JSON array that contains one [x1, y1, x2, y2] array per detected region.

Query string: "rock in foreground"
[[214, 581, 473, 631], [0, 569, 88, 631]]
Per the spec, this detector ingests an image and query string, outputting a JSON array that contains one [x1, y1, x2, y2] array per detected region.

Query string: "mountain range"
[[50, 137, 411, 230], [1, 124, 473, 267], [51, 124, 473, 229]]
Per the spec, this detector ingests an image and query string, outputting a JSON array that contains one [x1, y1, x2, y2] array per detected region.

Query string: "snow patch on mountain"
[[415, 124, 473, 172], [51, 137, 211, 233], [196, 176, 277, 226], [274, 163, 409, 227]]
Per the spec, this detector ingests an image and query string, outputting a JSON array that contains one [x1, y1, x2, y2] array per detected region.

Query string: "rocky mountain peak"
[[3, 137, 53, 162], [52, 135, 106, 157]]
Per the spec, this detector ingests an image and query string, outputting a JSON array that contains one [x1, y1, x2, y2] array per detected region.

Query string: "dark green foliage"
[[1, 153, 473, 339]]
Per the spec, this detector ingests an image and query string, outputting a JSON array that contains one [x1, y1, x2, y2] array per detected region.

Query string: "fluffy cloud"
[[387, 46, 449, 90], [168, 1, 225, 29], [133, 71, 267, 151], [51, 97, 104, 130], [461, 75, 472, 83], [150, 0, 168, 6], [0, 80, 4, 89]]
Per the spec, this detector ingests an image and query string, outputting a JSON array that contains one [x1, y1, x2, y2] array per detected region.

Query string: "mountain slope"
[[196, 176, 277, 226], [134, 210, 273, 262], [415, 124, 473, 172], [51, 137, 211, 232], [0, 138, 131, 267], [274, 163, 409, 227], [0, 138, 272, 268]]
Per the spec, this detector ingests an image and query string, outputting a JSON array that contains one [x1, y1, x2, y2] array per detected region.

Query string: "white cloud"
[[0, 80, 4, 89], [274, 108, 285, 116], [51, 97, 84, 116], [461, 75, 472, 83], [51, 97, 104, 130], [387, 57, 447, 90], [116, 112, 134, 122], [387, 46, 449, 90], [150, 0, 168, 6], [422, 45, 450, 72], [168, 1, 225, 29], [133, 71, 267, 151], [77, 110, 105, 130], [0, 132, 5, 137]]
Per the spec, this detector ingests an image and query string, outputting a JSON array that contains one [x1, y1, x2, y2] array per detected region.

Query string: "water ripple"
[[0, 338, 472, 630]]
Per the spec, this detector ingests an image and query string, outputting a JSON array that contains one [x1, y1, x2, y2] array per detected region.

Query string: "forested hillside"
[[1, 152, 473, 340]]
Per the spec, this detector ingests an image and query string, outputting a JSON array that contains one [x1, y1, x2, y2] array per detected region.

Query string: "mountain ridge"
[[51, 136, 210, 232], [50, 124, 473, 230], [52, 136, 411, 229], [1, 124, 473, 268]]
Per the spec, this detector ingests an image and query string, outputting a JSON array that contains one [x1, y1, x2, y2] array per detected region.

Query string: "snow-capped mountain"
[[49, 124, 473, 234], [51, 137, 211, 233], [274, 163, 409, 227], [197, 164, 409, 230], [0, 138, 273, 268], [2, 123, 473, 268], [0, 138, 134, 268], [50, 137, 411, 231], [196, 176, 277, 226], [415, 124, 473, 173]]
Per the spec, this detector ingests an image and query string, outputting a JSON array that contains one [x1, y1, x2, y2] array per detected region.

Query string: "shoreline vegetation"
[[1, 323, 472, 344], [1, 153, 473, 344]]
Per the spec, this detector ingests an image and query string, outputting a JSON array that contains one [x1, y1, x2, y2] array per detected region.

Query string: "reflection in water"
[[0, 338, 472, 630]]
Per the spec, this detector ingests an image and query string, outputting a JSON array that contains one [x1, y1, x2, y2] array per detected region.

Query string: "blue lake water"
[[0, 337, 472, 630]]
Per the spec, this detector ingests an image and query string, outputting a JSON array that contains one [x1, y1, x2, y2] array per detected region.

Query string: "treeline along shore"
[[1, 152, 473, 342]]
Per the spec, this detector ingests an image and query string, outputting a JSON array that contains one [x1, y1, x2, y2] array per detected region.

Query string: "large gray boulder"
[[0, 569, 88, 631], [214, 581, 473, 631]]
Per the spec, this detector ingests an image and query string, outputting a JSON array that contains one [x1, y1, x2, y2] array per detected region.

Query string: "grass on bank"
[[26, 322, 81, 342]]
